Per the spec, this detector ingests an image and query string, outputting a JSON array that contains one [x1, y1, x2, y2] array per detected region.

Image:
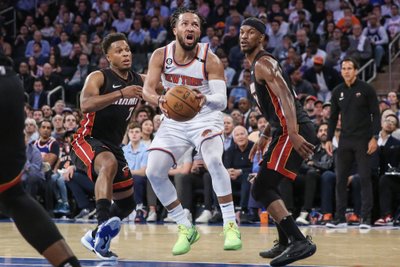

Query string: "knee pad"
[[111, 194, 136, 219]]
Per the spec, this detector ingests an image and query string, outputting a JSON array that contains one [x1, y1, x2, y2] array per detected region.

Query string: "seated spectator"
[[17, 61, 34, 93], [33, 109, 44, 124], [51, 131, 75, 215], [51, 114, 65, 144], [385, 4, 400, 41], [227, 70, 251, 111], [303, 56, 342, 102], [28, 56, 43, 78], [349, 24, 373, 66], [220, 55, 236, 87], [223, 125, 253, 222], [25, 30, 50, 58], [362, 13, 389, 72], [123, 123, 149, 223], [325, 27, 342, 55], [24, 118, 39, 143], [65, 53, 91, 105], [336, 6, 361, 34], [289, 67, 316, 100], [63, 114, 78, 132], [273, 35, 293, 63], [230, 109, 244, 126], [375, 114, 400, 225], [301, 35, 327, 71], [40, 63, 64, 104], [29, 79, 47, 110], [146, 16, 167, 50], [112, 9, 133, 34], [41, 105, 53, 120], [22, 132, 45, 199]]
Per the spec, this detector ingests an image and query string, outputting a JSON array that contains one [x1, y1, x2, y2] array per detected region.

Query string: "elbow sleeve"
[[206, 79, 227, 111]]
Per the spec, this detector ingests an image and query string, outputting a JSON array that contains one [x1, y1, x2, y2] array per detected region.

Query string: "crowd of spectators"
[[2, 0, 400, 226]]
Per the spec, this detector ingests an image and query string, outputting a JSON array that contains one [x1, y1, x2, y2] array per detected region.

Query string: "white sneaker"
[[195, 210, 212, 224], [123, 210, 136, 222], [296, 211, 310, 225], [146, 210, 157, 222]]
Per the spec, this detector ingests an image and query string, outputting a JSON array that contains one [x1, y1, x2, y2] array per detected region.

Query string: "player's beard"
[[177, 34, 200, 51], [241, 44, 258, 55]]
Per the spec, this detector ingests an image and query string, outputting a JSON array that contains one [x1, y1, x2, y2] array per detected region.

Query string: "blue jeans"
[[320, 170, 336, 214], [51, 172, 68, 203]]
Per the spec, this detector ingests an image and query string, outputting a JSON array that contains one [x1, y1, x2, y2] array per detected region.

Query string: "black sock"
[[276, 223, 289, 246], [279, 215, 305, 242], [57, 256, 81, 267], [96, 199, 111, 225]]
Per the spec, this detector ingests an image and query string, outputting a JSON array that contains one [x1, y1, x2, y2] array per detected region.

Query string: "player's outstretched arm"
[[202, 51, 227, 111], [143, 48, 164, 106]]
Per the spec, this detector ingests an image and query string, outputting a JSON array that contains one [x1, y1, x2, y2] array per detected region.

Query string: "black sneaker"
[[326, 218, 347, 228], [359, 217, 372, 229], [269, 236, 316, 267], [259, 240, 287, 258]]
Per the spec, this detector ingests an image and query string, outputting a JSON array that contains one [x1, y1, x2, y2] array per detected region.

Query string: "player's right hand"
[[122, 85, 143, 99], [249, 135, 268, 161], [158, 95, 169, 117], [325, 141, 333, 157]]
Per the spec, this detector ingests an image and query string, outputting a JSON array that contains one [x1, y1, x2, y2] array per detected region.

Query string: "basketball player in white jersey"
[[143, 7, 242, 256]]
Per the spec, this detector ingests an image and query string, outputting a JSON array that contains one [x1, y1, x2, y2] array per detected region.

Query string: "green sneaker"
[[223, 222, 242, 250], [172, 225, 200, 255]]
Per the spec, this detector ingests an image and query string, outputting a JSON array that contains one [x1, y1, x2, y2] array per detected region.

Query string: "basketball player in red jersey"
[[70, 33, 142, 260], [240, 18, 317, 266], [143, 7, 242, 256], [0, 53, 81, 267]]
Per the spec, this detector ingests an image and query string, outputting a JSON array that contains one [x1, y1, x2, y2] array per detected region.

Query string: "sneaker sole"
[[224, 242, 242, 250], [81, 233, 94, 253], [270, 244, 316, 267], [94, 217, 121, 252], [326, 222, 347, 228]]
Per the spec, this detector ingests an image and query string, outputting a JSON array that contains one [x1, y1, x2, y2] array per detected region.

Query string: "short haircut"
[[38, 119, 53, 130], [386, 114, 399, 127], [101, 32, 128, 54], [341, 57, 359, 70], [127, 122, 141, 130], [170, 7, 204, 29]]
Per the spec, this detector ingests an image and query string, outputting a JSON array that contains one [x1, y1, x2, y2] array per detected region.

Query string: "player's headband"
[[241, 18, 266, 35]]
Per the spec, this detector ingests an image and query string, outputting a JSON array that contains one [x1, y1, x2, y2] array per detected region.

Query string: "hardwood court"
[[0, 221, 399, 266]]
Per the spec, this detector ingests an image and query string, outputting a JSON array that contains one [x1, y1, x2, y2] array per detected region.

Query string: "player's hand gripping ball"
[[162, 85, 201, 122]]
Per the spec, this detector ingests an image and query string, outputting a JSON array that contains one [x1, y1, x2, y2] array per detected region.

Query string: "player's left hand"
[[62, 166, 75, 181], [289, 132, 315, 160], [193, 89, 206, 107]]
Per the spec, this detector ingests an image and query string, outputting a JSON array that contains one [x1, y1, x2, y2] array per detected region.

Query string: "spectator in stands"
[[13, 25, 30, 63], [128, 19, 148, 48], [289, 67, 316, 99], [57, 32, 73, 60], [267, 20, 284, 53], [123, 123, 149, 223], [301, 35, 327, 71], [238, 97, 252, 131], [223, 115, 235, 151], [349, 24, 373, 66], [281, 47, 302, 75], [223, 125, 254, 223], [227, 70, 250, 111], [316, 10, 334, 36], [146, 16, 167, 50], [63, 114, 78, 132], [52, 100, 66, 116], [25, 31, 50, 59], [288, 0, 311, 25], [22, 130, 45, 199], [290, 9, 313, 35], [41, 63, 64, 93], [374, 114, 400, 225], [322, 102, 331, 123], [140, 119, 154, 148], [303, 56, 342, 102], [41, 105, 53, 120], [327, 35, 358, 72], [34, 119, 60, 171], [28, 56, 43, 78], [325, 27, 342, 55], [65, 53, 91, 105], [18, 61, 34, 93], [29, 79, 47, 110], [295, 123, 335, 225], [209, 35, 221, 53], [363, 13, 389, 73], [222, 25, 239, 55], [220, 54, 236, 87], [112, 9, 133, 34], [51, 114, 65, 144], [385, 4, 400, 40], [24, 118, 39, 143], [248, 115, 268, 144], [336, 6, 361, 34], [33, 109, 44, 124], [293, 28, 308, 55], [230, 109, 243, 127]]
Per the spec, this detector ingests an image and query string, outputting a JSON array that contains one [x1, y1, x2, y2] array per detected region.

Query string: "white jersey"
[[161, 41, 220, 121]]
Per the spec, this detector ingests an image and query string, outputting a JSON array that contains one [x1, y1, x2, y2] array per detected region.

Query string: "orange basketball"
[[162, 85, 201, 122]]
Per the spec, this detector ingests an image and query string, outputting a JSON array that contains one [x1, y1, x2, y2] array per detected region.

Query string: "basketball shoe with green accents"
[[223, 222, 242, 250], [172, 225, 200, 255]]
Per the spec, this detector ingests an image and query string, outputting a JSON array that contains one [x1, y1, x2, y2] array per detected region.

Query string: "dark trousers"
[[335, 138, 372, 219], [379, 175, 400, 216], [231, 172, 251, 210], [133, 175, 146, 206], [66, 171, 94, 210], [175, 172, 213, 211], [320, 170, 336, 214]]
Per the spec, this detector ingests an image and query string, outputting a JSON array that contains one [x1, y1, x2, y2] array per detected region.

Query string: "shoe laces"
[[223, 222, 240, 236], [177, 225, 190, 236]]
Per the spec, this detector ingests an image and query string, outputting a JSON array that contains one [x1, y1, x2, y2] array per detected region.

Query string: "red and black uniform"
[[250, 51, 317, 180], [71, 68, 142, 192]]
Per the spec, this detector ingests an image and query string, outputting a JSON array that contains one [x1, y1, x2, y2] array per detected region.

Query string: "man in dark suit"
[[374, 114, 400, 226], [303, 56, 342, 102], [29, 78, 47, 109]]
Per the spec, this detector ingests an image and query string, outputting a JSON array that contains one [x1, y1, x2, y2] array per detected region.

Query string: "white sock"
[[136, 203, 143, 210], [169, 204, 192, 228], [220, 201, 236, 226]]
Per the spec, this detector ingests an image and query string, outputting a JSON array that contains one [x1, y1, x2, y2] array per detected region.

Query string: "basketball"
[[162, 85, 201, 122]]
